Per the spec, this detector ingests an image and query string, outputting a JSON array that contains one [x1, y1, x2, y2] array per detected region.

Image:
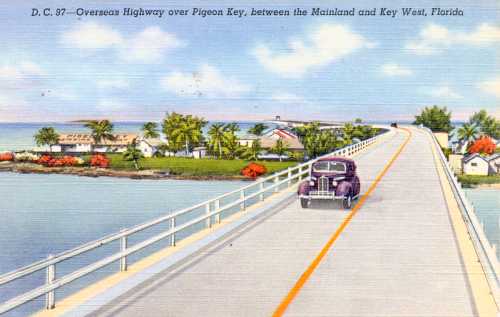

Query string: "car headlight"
[[332, 181, 338, 186], [309, 180, 315, 186]]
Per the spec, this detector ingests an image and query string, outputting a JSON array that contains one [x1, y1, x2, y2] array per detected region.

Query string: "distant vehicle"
[[391, 122, 398, 128], [298, 157, 360, 209]]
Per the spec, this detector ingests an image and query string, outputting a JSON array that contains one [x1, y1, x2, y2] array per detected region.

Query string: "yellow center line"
[[272, 128, 412, 317]]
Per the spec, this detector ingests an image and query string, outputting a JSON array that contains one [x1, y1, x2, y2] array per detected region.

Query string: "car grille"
[[318, 176, 329, 193]]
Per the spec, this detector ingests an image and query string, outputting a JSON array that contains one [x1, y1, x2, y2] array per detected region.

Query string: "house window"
[[471, 162, 477, 167]]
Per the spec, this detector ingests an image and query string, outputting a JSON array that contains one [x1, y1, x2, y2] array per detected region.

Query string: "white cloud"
[[477, 77, 500, 98], [97, 78, 130, 89], [424, 85, 463, 99], [406, 23, 500, 55], [60, 22, 123, 49], [253, 24, 374, 78], [0, 61, 45, 90], [160, 64, 251, 98], [61, 22, 183, 63], [120, 27, 184, 63], [271, 93, 304, 102], [380, 63, 413, 76]]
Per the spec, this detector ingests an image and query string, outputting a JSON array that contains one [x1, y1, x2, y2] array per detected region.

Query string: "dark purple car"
[[298, 157, 360, 209]]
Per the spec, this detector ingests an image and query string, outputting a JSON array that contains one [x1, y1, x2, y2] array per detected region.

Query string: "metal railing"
[[0, 129, 391, 315], [424, 127, 500, 306]]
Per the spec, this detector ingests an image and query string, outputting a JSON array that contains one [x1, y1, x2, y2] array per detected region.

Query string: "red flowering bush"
[[241, 162, 267, 178], [37, 155, 53, 165], [37, 155, 83, 167], [90, 154, 110, 168], [468, 136, 496, 155], [0, 152, 14, 161]]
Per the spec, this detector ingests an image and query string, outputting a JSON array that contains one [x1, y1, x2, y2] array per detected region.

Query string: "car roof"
[[316, 156, 354, 164]]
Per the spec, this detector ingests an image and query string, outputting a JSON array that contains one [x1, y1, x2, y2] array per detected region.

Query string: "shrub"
[[37, 155, 53, 166], [0, 152, 14, 161], [37, 155, 83, 167], [90, 154, 110, 168], [241, 162, 267, 178], [468, 136, 496, 155]]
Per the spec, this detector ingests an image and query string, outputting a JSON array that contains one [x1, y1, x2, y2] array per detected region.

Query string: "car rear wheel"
[[300, 198, 309, 208], [343, 194, 352, 209]]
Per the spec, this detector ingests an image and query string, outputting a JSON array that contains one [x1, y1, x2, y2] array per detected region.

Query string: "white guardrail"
[[0, 129, 392, 315], [424, 127, 500, 306]]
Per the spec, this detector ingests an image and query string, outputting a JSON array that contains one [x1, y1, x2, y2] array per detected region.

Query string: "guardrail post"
[[240, 190, 245, 211], [120, 229, 128, 272], [298, 166, 303, 182], [45, 255, 55, 310], [170, 217, 176, 247], [287, 168, 292, 187], [205, 202, 211, 228], [215, 199, 221, 224], [274, 176, 279, 193]]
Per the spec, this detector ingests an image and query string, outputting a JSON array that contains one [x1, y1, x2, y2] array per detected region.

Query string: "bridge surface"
[[78, 128, 484, 316]]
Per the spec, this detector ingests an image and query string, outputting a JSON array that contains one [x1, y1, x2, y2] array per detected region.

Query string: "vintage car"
[[298, 157, 360, 209]]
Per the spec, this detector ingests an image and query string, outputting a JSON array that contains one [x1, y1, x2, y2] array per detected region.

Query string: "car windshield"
[[313, 161, 346, 173]]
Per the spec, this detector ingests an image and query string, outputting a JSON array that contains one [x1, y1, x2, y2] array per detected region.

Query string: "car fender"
[[297, 181, 311, 196], [335, 181, 352, 197]]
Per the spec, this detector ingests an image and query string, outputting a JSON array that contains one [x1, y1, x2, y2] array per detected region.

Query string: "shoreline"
[[467, 183, 500, 190], [0, 162, 252, 181]]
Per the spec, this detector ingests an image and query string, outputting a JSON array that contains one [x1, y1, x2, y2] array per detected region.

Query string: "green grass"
[[457, 174, 500, 187], [104, 154, 297, 176]]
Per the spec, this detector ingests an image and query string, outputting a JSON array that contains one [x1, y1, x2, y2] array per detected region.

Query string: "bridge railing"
[[424, 127, 500, 306], [0, 129, 392, 315]]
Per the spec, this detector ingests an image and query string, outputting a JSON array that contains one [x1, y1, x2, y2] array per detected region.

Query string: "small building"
[[263, 128, 299, 140], [238, 134, 260, 147], [463, 153, 500, 176], [192, 147, 207, 159], [56, 133, 138, 153], [259, 136, 304, 151], [137, 138, 162, 158]]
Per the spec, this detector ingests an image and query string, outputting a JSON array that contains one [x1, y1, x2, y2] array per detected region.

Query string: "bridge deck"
[[92, 128, 477, 316]]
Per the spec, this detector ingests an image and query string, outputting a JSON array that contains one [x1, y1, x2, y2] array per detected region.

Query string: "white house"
[[463, 153, 500, 176], [55, 133, 138, 153], [238, 134, 260, 147], [137, 137, 162, 158]]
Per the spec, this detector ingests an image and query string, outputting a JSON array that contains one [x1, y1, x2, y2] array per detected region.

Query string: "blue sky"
[[0, 0, 498, 122]]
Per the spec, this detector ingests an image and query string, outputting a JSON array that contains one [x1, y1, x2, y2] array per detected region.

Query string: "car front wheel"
[[343, 194, 352, 209], [300, 198, 309, 208]]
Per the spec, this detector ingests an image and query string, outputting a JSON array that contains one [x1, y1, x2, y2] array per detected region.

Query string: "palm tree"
[[123, 141, 143, 170], [208, 123, 226, 159], [34, 127, 59, 152], [248, 123, 268, 136], [457, 123, 479, 150], [170, 115, 206, 154], [142, 122, 159, 139], [242, 139, 262, 161], [221, 131, 242, 159], [271, 138, 290, 162], [84, 120, 115, 152]]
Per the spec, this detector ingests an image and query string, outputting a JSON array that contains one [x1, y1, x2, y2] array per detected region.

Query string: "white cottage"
[[137, 138, 162, 157], [463, 153, 500, 176]]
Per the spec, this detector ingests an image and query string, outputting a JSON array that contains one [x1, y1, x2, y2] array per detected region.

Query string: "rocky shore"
[[0, 162, 250, 181]]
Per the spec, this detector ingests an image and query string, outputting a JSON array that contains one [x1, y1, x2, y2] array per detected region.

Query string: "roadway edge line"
[[272, 128, 411, 317]]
